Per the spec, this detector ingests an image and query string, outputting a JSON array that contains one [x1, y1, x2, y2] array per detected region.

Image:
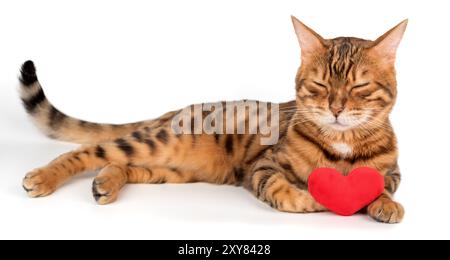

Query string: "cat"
[[20, 16, 407, 224]]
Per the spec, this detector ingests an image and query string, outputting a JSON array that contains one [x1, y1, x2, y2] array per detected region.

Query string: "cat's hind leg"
[[92, 164, 128, 205], [22, 146, 110, 198], [22, 126, 176, 197], [93, 165, 195, 205], [23, 125, 222, 199]]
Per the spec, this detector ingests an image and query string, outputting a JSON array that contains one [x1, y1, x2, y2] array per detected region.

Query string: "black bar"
[[169, 241, 275, 258]]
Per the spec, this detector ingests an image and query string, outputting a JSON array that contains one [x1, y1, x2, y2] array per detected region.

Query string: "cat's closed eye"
[[350, 82, 372, 98], [358, 92, 373, 99], [350, 82, 371, 92], [310, 81, 329, 96], [313, 81, 329, 89]]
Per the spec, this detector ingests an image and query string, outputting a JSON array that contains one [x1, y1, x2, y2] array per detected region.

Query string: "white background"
[[0, 0, 449, 240]]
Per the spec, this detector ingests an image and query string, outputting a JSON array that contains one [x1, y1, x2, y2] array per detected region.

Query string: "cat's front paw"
[[368, 197, 404, 224], [22, 170, 59, 198]]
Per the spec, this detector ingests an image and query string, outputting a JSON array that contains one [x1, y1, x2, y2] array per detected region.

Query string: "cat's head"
[[292, 17, 407, 132]]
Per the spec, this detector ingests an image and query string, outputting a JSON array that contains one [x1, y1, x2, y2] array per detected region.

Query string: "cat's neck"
[[287, 116, 395, 160], [288, 115, 392, 143]]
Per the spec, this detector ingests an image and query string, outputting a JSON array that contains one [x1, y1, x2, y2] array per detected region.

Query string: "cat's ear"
[[370, 20, 408, 64], [291, 16, 326, 59]]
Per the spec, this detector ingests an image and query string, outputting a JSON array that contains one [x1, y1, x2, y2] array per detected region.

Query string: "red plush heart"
[[308, 167, 385, 216]]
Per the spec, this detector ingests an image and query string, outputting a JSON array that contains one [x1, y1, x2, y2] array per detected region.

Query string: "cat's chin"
[[323, 122, 356, 132]]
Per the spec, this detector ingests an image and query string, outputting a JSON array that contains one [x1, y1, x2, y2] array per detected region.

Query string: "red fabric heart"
[[308, 167, 385, 216]]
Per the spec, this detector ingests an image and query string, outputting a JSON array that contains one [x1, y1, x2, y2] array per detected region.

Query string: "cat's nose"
[[330, 106, 344, 118]]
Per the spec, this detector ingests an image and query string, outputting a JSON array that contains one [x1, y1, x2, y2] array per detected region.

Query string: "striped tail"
[[19, 61, 155, 144]]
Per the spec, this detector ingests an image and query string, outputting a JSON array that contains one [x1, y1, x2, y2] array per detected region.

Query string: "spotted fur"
[[20, 17, 408, 224]]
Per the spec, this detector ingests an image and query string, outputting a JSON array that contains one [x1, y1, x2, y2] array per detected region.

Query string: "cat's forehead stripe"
[[326, 38, 364, 80]]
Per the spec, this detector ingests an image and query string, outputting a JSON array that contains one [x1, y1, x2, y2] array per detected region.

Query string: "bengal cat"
[[20, 17, 407, 224]]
